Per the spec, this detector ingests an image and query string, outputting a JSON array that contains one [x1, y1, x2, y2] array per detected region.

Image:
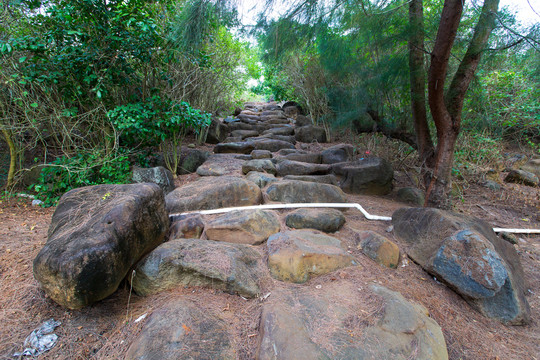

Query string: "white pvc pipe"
[[170, 203, 540, 235]]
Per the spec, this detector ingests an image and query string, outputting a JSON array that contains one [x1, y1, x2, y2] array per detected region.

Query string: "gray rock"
[[242, 159, 277, 175], [257, 283, 448, 360], [33, 184, 169, 309], [283, 174, 339, 186], [483, 180, 501, 191], [251, 150, 273, 159], [179, 149, 210, 175], [397, 187, 425, 205], [132, 166, 176, 194], [262, 127, 295, 136], [321, 144, 354, 164], [131, 238, 262, 297], [206, 117, 229, 144], [266, 180, 347, 204], [279, 152, 322, 164], [196, 154, 245, 176], [231, 129, 260, 139], [125, 298, 235, 360], [504, 169, 539, 187], [214, 141, 255, 154], [267, 230, 356, 283], [276, 159, 331, 176], [392, 207, 531, 325], [166, 176, 262, 213], [206, 209, 281, 245], [295, 125, 327, 143], [257, 134, 297, 144], [245, 171, 278, 188], [332, 157, 394, 195], [285, 208, 345, 233], [251, 138, 296, 152], [520, 158, 540, 177], [227, 121, 256, 132], [295, 115, 312, 127]]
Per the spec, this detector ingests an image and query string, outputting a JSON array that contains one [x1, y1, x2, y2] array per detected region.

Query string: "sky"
[[238, 0, 540, 27]]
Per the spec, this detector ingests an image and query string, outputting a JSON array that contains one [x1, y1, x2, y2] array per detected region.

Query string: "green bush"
[[31, 152, 131, 207]]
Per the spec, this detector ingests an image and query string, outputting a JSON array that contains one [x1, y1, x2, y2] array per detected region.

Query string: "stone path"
[[33, 101, 532, 359]]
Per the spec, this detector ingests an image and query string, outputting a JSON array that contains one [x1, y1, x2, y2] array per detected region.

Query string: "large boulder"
[[504, 169, 539, 187], [257, 283, 448, 360], [295, 125, 327, 143], [392, 207, 531, 325], [520, 158, 540, 177], [332, 157, 393, 195], [166, 176, 262, 213], [285, 208, 345, 233], [267, 230, 356, 283], [131, 238, 262, 297], [132, 166, 175, 194], [321, 144, 354, 164], [126, 298, 235, 360], [275, 159, 331, 176], [205, 210, 280, 245], [33, 184, 169, 309], [265, 180, 347, 204], [397, 187, 425, 206]]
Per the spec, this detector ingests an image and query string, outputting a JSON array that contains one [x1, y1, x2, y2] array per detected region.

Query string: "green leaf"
[[19, 56, 27, 63], [30, 103, 39, 108]]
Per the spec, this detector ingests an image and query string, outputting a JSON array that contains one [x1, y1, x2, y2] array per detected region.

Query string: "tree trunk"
[[408, 0, 434, 168], [424, 0, 499, 208], [2, 128, 16, 190]]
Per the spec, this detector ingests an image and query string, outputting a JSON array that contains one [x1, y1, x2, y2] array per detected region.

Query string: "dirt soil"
[[0, 141, 539, 360]]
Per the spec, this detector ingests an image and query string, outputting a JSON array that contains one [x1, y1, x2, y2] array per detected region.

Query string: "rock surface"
[[132, 166, 175, 194], [295, 125, 327, 143], [169, 214, 205, 239], [285, 208, 345, 233], [392, 207, 531, 325], [196, 154, 245, 176], [283, 174, 339, 185], [321, 144, 354, 164], [265, 180, 347, 204], [276, 159, 331, 176], [166, 176, 262, 213], [33, 184, 169, 309], [504, 169, 539, 187], [267, 230, 356, 283], [242, 159, 277, 175], [126, 298, 235, 359], [332, 157, 394, 195], [179, 149, 210, 175], [355, 230, 400, 268], [257, 282, 448, 360], [397, 187, 425, 205], [245, 171, 278, 188], [205, 210, 280, 245], [131, 238, 262, 297]]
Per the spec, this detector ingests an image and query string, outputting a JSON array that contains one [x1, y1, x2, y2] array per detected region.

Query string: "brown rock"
[[169, 214, 205, 239], [206, 210, 280, 245], [355, 231, 400, 268]]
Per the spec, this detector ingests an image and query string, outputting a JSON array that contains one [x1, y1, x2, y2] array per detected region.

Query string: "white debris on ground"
[[13, 319, 61, 357]]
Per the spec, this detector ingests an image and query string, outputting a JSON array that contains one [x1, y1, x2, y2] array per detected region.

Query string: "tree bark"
[[425, 0, 500, 208], [408, 0, 434, 167], [2, 128, 16, 190]]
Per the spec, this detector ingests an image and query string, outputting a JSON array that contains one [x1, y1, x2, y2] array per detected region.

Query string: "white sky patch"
[[499, 0, 539, 26]]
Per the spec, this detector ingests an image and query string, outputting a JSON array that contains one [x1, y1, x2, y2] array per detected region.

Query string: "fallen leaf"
[[182, 324, 192, 334]]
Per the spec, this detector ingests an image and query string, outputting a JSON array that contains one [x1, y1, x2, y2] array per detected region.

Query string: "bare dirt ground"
[[0, 139, 539, 360]]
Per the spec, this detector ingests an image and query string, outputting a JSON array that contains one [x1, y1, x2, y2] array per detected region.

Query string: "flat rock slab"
[[214, 141, 255, 154], [196, 154, 246, 176], [251, 138, 295, 152], [231, 129, 260, 139], [33, 184, 169, 309], [131, 238, 262, 297], [355, 230, 400, 268], [242, 159, 277, 175], [276, 159, 331, 176], [251, 150, 273, 159], [265, 180, 347, 203], [278, 152, 322, 164], [205, 209, 281, 245], [126, 298, 235, 360], [245, 171, 278, 188], [257, 282, 448, 360], [262, 127, 295, 136], [285, 208, 345, 233], [332, 157, 394, 195], [166, 176, 262, 213], [179, 149, 210, 175], [267, 230, 356, 283], [392, 207, 531, 325], [283, 174, 339, 185], [504, 169, 539, 187]]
